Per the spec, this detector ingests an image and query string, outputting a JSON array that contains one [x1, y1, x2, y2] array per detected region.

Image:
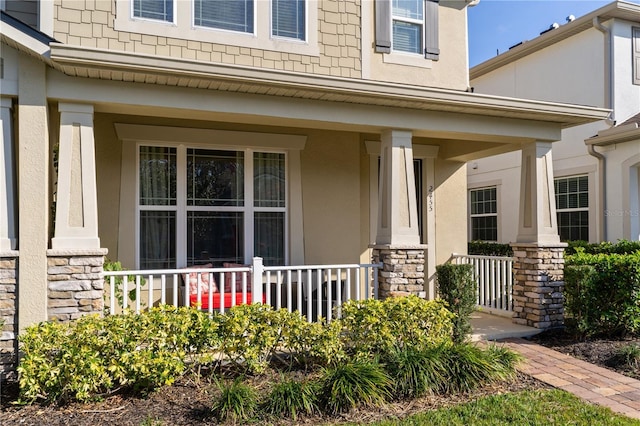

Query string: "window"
[[375, 0, 440, 60], [555, 175, 589, 242], [194, 0, 254, 33], [133, 0, 173, 22], [470, 187, 497, 241], [392, 0, 423, 54], [138, 146, 286, 269], [272, 0, 305, 41]]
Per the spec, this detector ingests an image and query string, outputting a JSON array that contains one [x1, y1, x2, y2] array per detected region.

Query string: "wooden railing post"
[[252, 257, 264, 305]]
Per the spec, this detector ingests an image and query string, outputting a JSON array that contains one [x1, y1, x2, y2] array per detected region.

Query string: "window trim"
[[115, 124, 306, 269], [192, 0, 256, 36], [554, 174, 590, 242], [115, 0, 319, 56], [131, 0, 176, 25], [468, 185, 499, 242]]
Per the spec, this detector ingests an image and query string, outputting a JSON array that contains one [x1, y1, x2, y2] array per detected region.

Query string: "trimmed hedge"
[[467, 241, 513, 257], [436, 263, 476, 343], [468, 239, 640, 258], [565, 251, 640, 336]]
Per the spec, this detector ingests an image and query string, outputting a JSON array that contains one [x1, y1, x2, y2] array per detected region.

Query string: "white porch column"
[[376, 129, 420, 245], [516, 141, 560, 244], [51, 103, 100, 250], [0, 98, 16, 251]]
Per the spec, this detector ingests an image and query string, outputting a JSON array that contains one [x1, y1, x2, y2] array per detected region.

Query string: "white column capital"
[[516, 141, 560, 244]]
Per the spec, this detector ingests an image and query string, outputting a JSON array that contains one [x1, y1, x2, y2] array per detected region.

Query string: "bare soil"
[[0, 371, 548, 425]]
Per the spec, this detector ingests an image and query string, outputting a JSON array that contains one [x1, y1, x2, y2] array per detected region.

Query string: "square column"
[[0, 98, 16, 251], [51, 103, 100, 250], [512, 141, 566, 329], [373, 130, 426, 298]]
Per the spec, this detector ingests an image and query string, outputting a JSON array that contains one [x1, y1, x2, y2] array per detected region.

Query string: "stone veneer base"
[[47, 248, 108, 322], [510, 242, 566, 329], [0, 251, 18, 380], [371, 244, 427, 299]]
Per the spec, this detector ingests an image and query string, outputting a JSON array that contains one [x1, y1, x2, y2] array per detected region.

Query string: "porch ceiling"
[[48, 43, 610, 131]]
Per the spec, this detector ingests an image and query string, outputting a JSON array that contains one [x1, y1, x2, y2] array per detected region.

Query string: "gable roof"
[[470, 1, 640, 80]]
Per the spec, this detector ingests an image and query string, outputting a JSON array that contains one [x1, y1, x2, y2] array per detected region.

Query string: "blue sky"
[[468, 0, 639, 67]]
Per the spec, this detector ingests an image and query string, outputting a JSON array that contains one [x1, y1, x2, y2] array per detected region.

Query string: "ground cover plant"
[[7, 296, 525, 424]]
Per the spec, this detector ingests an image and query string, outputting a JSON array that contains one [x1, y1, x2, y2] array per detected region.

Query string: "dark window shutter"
[[634, 27, 640, 85], [375, 0, 391, 53], [424, 0, 439, 60]]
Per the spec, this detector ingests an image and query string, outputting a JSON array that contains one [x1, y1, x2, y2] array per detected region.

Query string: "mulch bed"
[[0, 371, 548, 425], [531, 329, 640, 380]]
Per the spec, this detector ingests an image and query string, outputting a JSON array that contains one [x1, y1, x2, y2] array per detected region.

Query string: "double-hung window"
[[133, 0, 174, 22], [469, 187, 498, 242], [138, 146, 286, 269], [375, 0, 440, 60], [392, 0, 423, 54], [555, 175, 589, 242]]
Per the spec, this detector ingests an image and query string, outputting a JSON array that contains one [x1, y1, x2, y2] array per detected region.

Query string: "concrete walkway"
[[470, 311, 541, 341], [501, 337, 640, 420]]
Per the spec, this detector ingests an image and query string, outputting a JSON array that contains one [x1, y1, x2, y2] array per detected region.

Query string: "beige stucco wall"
[[94, 114, 364, 268], [434, 159, 467, 264], [362, 1, 469, 90]]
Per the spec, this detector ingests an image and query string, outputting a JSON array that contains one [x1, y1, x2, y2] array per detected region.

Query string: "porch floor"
[[470, 311, 541, 341]]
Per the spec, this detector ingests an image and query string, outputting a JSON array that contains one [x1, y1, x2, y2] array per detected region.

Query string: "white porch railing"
[[450, 254, 514, 315], [103, 257, 382, 322]]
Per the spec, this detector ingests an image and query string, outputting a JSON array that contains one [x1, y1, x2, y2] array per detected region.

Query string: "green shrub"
[[17, 306, 220, 403], [263, 377, 319, 420], [566, 240, 640, 255], [212, 378, 258, 422], [565, 251, 640, 336], [436, 263, 476, 343], [339, 297, 454, 359], [319, 360, 391, 414], [441, 343, 518, 393], [285, 318, 345, 368], [467, 241, 513, 257], [384, 345, 448, 398]]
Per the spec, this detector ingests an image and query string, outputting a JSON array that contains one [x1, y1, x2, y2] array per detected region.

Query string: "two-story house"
[[0, 0, 608, 375], [468, 0, 640, 245]]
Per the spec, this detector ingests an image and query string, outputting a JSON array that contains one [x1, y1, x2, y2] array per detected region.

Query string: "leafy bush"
[[613, 343, 640, 369], [18, 306, 220, 403], [467, 241, 513, 257], [319, 360, 392, 414], [436, 263, 476, 343], [263, 377, 319, 420], [339, 297, 454, 359], [285, 318, 345, 368], [565, 251, 640, 336], [212, 378, 258, 422], [384, 345, 448, 398]]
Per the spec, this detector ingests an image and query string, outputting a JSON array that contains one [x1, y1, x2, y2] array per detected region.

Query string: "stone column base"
[[510, 242, 566, 329], [0, 250, 18, 380], [371, 244, 427, 299], [47, 248, 108, 322]]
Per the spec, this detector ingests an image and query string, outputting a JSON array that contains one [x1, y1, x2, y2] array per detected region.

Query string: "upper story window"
[[194, 0, 254, 34], [272, 0, 305, 41], [116, 0, 318, 55], [392, 0, 423, 54], [133, 0, 174, 23]]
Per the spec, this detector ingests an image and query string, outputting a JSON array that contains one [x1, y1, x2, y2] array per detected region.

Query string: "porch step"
[[470, 311, 541, 342]]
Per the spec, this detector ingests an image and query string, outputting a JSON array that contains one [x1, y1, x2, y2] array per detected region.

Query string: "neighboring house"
[[0, 0, 607, 374], [468, 0, 640, 244]]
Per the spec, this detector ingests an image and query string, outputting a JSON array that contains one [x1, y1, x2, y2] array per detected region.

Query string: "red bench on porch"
[[186, 263, 265, 309]]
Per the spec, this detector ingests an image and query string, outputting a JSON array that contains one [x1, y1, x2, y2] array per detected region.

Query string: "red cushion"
[[189, 292, 265, 309]]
